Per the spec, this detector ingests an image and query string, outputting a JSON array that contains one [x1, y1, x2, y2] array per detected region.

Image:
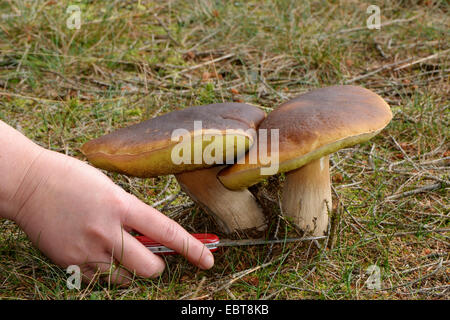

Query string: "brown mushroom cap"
[[81, 103, 266, 177], [218, 85, 392, 189]]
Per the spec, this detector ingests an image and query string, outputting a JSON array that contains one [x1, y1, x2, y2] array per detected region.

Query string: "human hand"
[[7, 148, 214, 284]]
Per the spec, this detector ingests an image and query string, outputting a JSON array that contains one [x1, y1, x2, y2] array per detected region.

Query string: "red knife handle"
[[136, 233, 220, 255]]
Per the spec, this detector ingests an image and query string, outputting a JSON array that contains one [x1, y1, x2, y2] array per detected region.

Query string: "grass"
[[0, 0, 448, 300]]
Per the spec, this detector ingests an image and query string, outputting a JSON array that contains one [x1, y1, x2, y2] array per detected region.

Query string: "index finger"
[[124, 194, 214, 270]]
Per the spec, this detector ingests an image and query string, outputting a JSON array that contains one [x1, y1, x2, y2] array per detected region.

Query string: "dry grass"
[[0, 0, 448, 299]]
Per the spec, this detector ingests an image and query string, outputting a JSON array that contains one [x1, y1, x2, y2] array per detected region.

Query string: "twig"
[[155, 176, 173, 198], [368, 143, 376, 170], [261, 251, 290, 299], [191, 276, 207, 299], [399, 260, 449, 275], [83, 8, 161, 25], [180, 253, 289, 300], [364, 228, 450, 241], [388, 141, 446, 170], [390, 135, 421, 172], [402, 284, 450, 295], [153, 14, 184, 48], [264, 213, 281, 263], [386, 182, 442, 200], [152, 193, 177, 207], [394, 49, 450, 71], [263, 266, 318, 299], [336, 15, 420, 35], [163, 53, 235, 79], [375, 43, 389, 59], [225, 287, 237, 299], [331, 185, 371, 236], [378, 258, 444, 291], [345, 57, 413, 83], [182, 30, 220, 53]]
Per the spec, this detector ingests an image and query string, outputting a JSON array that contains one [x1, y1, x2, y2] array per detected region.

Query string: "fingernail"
[[201, 252, 214, 269]]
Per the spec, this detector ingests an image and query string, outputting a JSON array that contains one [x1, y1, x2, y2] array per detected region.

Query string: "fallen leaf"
[[332, 201, 338, 210], [244, 276, 259, 286], [230, 88, 240, 95], [184, 51, 196, 60], [333, 173, 343, 183], [399, 142, 415, 152]]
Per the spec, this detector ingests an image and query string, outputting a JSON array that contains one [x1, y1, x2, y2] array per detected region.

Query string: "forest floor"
[[0, 0, 448, 299]]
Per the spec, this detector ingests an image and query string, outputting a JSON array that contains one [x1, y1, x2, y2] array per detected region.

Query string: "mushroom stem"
[[175, 166, 267, 234], [282, 156, 331, 236]]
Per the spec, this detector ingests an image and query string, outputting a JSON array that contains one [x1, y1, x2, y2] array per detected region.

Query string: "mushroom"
[[81, 103, 267, 233], [218, 85, 392, 235]]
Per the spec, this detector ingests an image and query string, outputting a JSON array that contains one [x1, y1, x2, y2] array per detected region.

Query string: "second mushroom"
[[219, 85, 393, 236]]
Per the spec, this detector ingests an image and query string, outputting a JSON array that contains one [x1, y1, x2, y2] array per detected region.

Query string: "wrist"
[[7, 147, 52, 225], [0, 121, 48, 221]]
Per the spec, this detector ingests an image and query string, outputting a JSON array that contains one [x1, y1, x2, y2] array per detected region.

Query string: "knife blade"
[[136, 233, 326, 255]]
